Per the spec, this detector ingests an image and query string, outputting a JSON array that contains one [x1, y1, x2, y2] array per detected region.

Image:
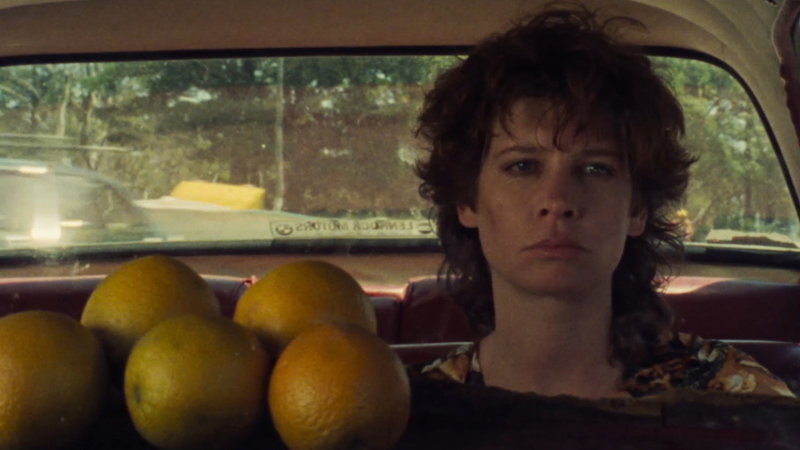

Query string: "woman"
[[413, 6, 794, 399]]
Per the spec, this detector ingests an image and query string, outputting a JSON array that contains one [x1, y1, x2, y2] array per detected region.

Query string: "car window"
[[0, 56, 794, 251], [653, 57, 800, 249]]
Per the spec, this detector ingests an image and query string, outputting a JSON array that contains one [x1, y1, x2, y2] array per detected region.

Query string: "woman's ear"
[[627, 206, 647, 237], [457, 203, 479, 228]]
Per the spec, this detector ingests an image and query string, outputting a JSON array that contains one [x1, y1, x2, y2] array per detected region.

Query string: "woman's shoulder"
[[622, 332, 796, 398], [407, 342, 483, 385]]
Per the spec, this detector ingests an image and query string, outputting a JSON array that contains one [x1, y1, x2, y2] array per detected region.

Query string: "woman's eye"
[[584, 164, 614, 177], [505, 160, 537, 174]]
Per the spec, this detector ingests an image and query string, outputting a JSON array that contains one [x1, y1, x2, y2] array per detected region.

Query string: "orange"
[[124, 314, 269, 450], [268, 324, 410, 450], [81, 254, 220, 367], [0, 311, 108, 450], [233, 260, 377, 355]]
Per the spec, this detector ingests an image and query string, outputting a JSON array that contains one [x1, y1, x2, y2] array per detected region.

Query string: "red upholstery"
[[399, 276, 800, 343], [5, 274, 800, 344], [0, 275, 405, 343], [0, 275, 250, 321], [398, 276, 483, 344], [371, 296, 402, 344], [666, 277, 800, 342], [3, 273, 800, 396]]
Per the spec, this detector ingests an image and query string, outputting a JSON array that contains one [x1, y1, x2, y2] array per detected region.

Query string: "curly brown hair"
[[414, 5, 696, 369]]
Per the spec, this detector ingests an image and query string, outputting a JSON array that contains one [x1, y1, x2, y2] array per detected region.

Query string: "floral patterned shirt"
[[413, 332, 796, 398]]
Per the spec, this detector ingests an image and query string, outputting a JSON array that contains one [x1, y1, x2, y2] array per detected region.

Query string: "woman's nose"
[[537, 170, 579, 219]]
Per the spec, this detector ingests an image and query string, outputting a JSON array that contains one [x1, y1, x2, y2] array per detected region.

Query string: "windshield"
[[0, 55, 794, 255]]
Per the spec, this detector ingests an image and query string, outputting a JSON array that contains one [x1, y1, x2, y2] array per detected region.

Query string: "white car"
[[0, 159, 160, 248]]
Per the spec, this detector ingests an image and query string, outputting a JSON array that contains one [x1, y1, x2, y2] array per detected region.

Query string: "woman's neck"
[[478, 275, 623, 398]]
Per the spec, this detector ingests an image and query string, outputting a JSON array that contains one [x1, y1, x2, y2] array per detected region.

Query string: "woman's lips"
[[524, 237, 588, 259]]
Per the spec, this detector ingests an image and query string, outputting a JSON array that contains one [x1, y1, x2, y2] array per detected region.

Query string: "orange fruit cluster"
[[81, 254, 220, 368], [235, 259, 409, 450], [0, 255, 410, 450]]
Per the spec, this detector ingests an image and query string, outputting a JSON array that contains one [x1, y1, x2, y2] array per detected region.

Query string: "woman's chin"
[[511, 270, 605, 299]]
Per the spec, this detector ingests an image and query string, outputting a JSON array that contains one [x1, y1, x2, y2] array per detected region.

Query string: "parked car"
[[0, 158, 161, 249], [0, 0, 799, 448]]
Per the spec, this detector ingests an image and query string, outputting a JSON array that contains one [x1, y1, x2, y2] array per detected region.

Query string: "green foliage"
[[654, 57, 797, 241]]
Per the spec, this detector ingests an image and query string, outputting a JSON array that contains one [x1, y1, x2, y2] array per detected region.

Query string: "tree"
[[654, 57, 797, 240]]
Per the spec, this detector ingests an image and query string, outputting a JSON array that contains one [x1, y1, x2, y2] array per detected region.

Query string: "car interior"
[[2, 0, 800, 447]]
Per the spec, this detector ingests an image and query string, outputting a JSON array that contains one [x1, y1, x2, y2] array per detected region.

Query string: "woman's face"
[[457, 98, 647, 298]]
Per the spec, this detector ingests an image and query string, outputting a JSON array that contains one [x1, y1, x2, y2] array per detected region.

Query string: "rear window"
[[0, 55, 794, 250]]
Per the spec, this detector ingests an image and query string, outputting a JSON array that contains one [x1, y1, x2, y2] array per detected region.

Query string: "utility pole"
[[273, 58, 285, 212]]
